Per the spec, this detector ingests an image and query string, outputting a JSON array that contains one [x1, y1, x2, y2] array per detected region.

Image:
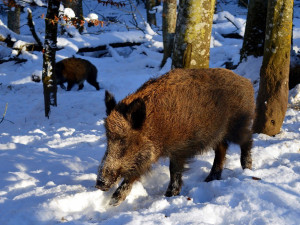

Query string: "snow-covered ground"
[[0, 1, 300, 224]]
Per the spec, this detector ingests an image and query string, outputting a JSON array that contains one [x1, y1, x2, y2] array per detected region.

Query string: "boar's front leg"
[[59, 83, 67, 90], [109, 177, 137, 206], [165, 157, 185, 197], [205, 140, 228, 182]]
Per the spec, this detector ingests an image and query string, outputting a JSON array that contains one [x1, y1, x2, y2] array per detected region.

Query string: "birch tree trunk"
[[160, 0, 177, 68], [240, 0, 268, 61], [172, 0, 216, 69], [253, 0, 294, 136], [8, 5, 20, 34], [42, 0, 60, 118]]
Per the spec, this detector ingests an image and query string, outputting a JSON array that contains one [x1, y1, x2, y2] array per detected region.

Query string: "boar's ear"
[[127, 98, 146, 129], [105, 90, 117, 116]]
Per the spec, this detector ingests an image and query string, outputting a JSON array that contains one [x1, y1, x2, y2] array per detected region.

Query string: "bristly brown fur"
[[96, 68, 255, 206], [123, 68, 254, 157], [55, 57, 100, 91]]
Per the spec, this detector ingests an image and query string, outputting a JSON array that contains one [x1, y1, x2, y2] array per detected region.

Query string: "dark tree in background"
[[240, 0, 268, 61], [254, 0, 294, 136], [146, 0, 157, 27], [7, 0, 20, 34], [62, 0, 84, 33], [290, 8, 300, 90], [160, 0, 177, 68], [42, 0, 60, 118]]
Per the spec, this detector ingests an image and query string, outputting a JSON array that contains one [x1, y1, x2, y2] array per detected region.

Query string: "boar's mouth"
[[95, 171, 121, 191]]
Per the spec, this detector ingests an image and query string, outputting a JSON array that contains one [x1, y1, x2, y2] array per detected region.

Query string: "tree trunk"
[[253, 0, 294, 136], [42, 0, 60, 118], [146, 0, 157, 27], [62, 0, 84, 33], [172, 0, 216, 69], [7, 5, 20, 34], [160, 0, 177, 68], [240, 0, 268, 61]]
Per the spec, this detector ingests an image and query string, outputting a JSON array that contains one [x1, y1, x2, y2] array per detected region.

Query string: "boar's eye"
[[117, 139, 127, 157], [107, 131, 123, 141], [108, 136, 127, 158], [119, 139, 126, 146]]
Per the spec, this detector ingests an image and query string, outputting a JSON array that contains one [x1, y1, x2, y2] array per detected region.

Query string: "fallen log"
[[1, 20, 144, 55], [0, 57, 27, 64], [78, 41, 143, 53], [1, 33, 142, 54], [0, 34, 43, 52]]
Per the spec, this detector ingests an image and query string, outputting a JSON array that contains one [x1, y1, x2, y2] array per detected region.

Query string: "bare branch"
[[27, 8, 43, 48]]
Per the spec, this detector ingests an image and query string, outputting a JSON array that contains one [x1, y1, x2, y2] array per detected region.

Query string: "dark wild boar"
[[96, 68, 255, 206], [55, 57, 100, 91]]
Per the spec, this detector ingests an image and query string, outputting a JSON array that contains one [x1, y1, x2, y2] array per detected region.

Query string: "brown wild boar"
[[96, 68, 255, 206], [55, 57, 100, 91]]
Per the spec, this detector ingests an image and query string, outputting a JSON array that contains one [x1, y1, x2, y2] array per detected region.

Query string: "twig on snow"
[[224, 16, 240, 31], [0, 103, 14, 124]]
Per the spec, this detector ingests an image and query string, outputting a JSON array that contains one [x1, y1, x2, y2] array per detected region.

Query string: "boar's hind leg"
[[109, 178, 137, 206], [78, 83, 84, 90], [205, 141, 228, 182], [240, 136, 252, 170], [165, 157, 185, 197], [66, 81, 75, 91], [87, 76, 100, 90], [229, 113, 253, 170]]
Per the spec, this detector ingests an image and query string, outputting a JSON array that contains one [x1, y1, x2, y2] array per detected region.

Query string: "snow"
[[63, 8, 76, 19], [290, 84, 300, 105], [0, 0, 300, 225], [86, 13, 99, 21]]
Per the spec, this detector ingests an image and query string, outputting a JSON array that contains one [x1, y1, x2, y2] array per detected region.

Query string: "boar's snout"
[[96, 166, 121, 191], [95, 179, 110, 191]]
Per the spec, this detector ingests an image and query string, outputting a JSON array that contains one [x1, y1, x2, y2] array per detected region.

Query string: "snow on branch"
[[0, 19, 42, 51]]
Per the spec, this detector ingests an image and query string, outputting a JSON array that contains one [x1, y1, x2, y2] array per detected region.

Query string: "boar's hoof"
[[109, 194, 125, 206], [109, 188, 129, 206], [204, 172, 222, 182], [241, 158, 252, 170], [109, 198, 122, 207], [164, 188, 181, 197]]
